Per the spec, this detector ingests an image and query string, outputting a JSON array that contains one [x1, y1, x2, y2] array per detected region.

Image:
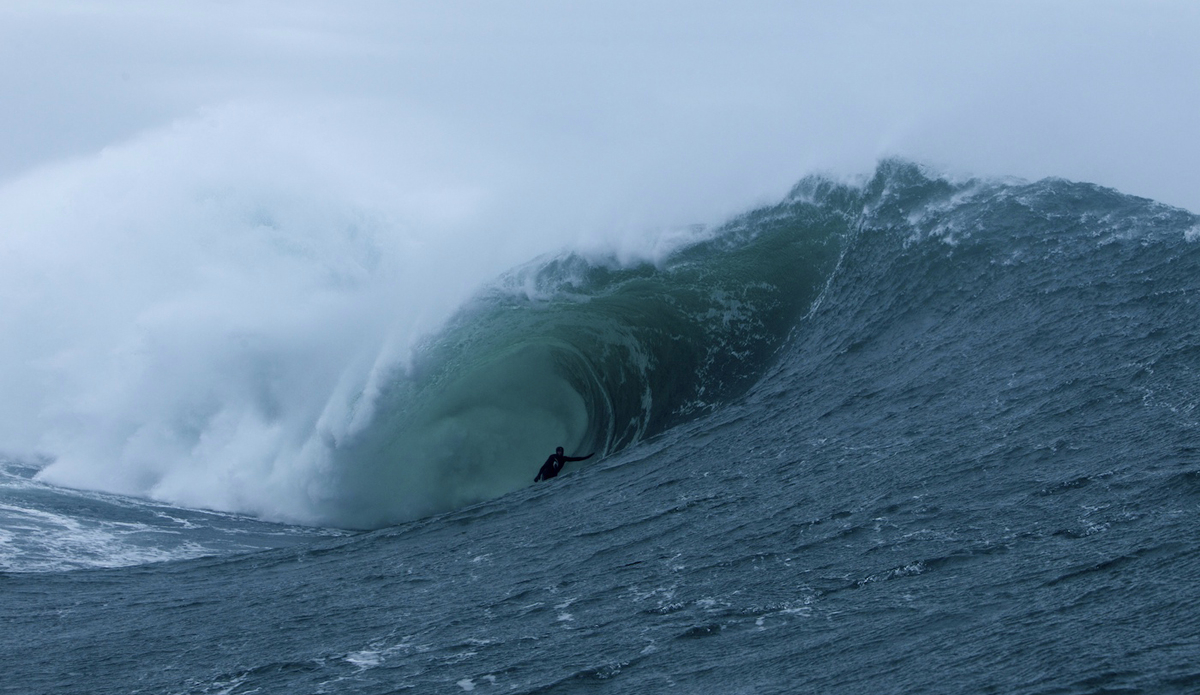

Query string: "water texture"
[[3, 161, 1199, 694]]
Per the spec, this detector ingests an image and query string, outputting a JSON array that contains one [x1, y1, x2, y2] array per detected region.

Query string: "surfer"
[[534, 447, 593, 482]]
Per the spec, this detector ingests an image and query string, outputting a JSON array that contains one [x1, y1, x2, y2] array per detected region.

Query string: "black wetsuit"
[[534, 452, 593, 482]]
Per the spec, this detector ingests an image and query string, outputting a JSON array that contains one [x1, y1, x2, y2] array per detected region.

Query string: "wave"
[[17, 153, 1199, 529]]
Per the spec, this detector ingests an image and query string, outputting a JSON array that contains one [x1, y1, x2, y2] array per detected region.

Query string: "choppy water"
[[4, 161, 1200, 694]]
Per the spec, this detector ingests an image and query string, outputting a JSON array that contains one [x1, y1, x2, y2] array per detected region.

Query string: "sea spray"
[[0, 105, 546, 523], [2, 106, 838, 527]]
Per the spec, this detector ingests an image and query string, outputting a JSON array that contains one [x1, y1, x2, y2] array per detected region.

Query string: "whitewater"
[[3, 159, 1199, 693]]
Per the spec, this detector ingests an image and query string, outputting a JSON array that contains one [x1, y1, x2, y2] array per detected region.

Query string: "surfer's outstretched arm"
[[563, 453, 594, 462]]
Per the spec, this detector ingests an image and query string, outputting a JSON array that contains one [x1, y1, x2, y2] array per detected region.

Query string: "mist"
[[2, 0, 1197, 524]]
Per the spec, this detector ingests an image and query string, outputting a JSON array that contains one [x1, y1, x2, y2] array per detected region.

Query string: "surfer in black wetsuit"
[[534, 447, 593, 482]]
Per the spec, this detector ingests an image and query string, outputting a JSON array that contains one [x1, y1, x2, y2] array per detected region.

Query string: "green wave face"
[[326, 189, 851, 527]]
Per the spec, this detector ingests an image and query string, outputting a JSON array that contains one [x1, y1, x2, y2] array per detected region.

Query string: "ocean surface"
[[4, 160, 1200, 693]]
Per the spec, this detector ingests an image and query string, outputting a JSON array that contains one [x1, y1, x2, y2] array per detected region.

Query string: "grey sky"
[[2, 0, 1198, 225]]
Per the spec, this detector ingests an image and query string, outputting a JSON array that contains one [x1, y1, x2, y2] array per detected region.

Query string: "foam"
[[0, 501, 209, 572]]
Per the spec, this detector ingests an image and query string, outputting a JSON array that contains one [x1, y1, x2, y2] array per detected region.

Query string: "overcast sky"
[[2, 0, 1197, 228]]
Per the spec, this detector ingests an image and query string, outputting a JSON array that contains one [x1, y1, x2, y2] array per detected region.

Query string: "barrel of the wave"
[[316, 197, 851, 528]]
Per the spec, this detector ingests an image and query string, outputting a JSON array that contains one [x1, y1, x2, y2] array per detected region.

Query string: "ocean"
[[3, 160, 1199, 693]]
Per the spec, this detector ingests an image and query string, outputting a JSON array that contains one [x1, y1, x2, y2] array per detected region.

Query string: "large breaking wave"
[[10, 145, 1197, 529]]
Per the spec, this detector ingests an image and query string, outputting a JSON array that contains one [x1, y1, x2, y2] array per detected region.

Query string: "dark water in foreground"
[[4, 161, 1200, 693]]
